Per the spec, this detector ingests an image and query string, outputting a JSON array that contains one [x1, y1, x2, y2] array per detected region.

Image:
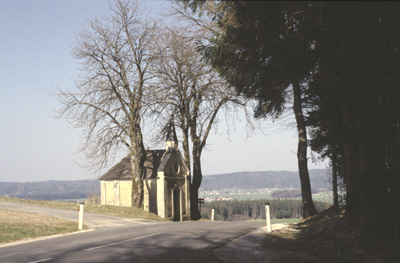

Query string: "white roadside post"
[[211, 209, 215, 221], [180, 191, 183, 222], [78, 201, 84, 230], [265, 202, 272, 233]]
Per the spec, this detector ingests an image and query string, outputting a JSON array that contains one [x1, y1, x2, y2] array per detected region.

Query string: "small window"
[[173, 161, 180, 175]]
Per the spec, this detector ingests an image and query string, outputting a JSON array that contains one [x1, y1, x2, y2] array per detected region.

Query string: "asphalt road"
[[0, 202, 264, 263]]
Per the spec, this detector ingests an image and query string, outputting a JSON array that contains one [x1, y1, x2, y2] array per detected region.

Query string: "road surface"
[[0, 202, 264, 263]]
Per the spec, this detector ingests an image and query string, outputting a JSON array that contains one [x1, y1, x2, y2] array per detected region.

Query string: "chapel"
[[98, 123, 190, 221]]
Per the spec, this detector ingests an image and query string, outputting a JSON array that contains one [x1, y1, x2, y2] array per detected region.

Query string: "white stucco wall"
[[100, 180, 132, 207]]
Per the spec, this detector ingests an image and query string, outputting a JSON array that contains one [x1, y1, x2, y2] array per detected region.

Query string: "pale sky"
[[0, 0, 328, 182]]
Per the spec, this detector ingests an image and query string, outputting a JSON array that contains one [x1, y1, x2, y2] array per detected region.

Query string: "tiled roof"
[[98, 150, 165, 180], [157, 148, 174, 172]]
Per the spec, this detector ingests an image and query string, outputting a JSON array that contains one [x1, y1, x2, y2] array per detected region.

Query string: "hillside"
[[0, 169, 330, 200], [200, 169, 330, 191], [0, 180, 99, 200]]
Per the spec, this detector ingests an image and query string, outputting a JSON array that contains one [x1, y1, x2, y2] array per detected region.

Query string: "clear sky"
[[0, 0, 328, 183]]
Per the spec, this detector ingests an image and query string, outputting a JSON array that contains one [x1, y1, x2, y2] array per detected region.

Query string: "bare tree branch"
[[150, 25, 255, 219], [56, 0, 157, 208]]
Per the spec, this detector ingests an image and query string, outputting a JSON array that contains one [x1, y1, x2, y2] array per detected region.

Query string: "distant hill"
[[0, 169, 331, 200], [0, 180, 99, 200], [200, 169, 331, 191]]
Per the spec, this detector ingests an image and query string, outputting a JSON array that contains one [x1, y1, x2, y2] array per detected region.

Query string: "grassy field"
[[0, 197, 165, 221], [0, 197, 168, 244], [0, 208, 77, 243]]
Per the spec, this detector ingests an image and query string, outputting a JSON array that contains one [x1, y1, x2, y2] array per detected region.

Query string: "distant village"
[[200, 187, 332, 203], [201, 188, 284, 202]]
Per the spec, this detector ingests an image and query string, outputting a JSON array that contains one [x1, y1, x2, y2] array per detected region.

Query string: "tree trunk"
[[130, 154, 141, 207], [182, 128, 191, 172], [331, 153, 339, 210], [131, 154, 146, 208], [292, 81, 317, 218], [387, 117, 400, 249], [341, 105, 361, 220], [130, 119, 146, 208], [358, 115, 391, 240], [137, 128, 146, 208], [190, 141, 202, 220]]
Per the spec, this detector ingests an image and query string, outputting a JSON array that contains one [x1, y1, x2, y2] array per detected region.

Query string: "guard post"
[[265, 202, 272, 233], [78, 201, 84, 230], [198, 198, 205, 216]]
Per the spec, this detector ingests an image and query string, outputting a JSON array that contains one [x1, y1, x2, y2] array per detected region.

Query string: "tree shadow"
[[45, 222, 261, 263], [262, 208, 399, 263]]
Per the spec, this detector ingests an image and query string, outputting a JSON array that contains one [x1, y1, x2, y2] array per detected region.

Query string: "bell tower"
[[166, 120, 178, 150]]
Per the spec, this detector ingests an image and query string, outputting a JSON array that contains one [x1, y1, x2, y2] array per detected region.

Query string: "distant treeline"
[[201, 199, 330, 221], [4, 193, 89, 201], [201, 169, 330, 191], [0, 180, 100, 200]]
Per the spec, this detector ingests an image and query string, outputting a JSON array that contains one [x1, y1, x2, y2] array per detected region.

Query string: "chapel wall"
[[119, 180, 132, 207], [144, 179, 157, 213], [103, 181, 114, 205]]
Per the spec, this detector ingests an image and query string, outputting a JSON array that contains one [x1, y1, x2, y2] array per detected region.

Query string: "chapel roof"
[[98, 150, 164, 181], [157, 147, 174, 172]]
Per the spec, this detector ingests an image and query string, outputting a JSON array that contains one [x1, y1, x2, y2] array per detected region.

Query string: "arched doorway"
[[173, 185, 181, 221]]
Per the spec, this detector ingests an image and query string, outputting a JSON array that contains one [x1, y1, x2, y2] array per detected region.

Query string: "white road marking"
[[0, 229, 95, 249], [83, 232, 164, 252], [28, 258, 52, 263]]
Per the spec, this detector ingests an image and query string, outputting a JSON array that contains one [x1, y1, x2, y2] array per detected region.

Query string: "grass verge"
[[0, 197, 165, 221], [245, 218, 301, 224], [0, 208, 77, 243]]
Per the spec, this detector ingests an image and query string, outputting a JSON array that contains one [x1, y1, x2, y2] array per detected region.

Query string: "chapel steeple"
[[166, 120, 178, 150]]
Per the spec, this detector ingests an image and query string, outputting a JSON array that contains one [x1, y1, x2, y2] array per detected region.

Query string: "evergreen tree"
[[182, 1, 318, 217]]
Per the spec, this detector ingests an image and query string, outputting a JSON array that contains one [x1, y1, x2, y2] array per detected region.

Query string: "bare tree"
[[56, 0, 157, 208], [151, 27, 253, 219]]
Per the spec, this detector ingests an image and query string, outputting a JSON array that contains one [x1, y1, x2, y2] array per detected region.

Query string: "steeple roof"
[[166, 121, 178, 143]]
